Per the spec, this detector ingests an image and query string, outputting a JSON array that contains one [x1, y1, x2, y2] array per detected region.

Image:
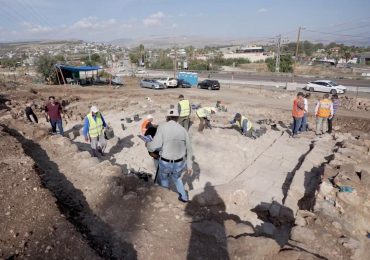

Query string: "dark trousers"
[[26, 111, 38, 123], [299, 113, 308, 132], [198, 117, 211, 132], [328, 116, 335, 133], [292, 117, 303, 136], [50, 118, 64, 135]]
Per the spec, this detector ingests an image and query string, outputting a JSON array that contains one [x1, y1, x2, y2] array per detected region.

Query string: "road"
[[145, 69, 370, 88], [197, 71, 370, 88]]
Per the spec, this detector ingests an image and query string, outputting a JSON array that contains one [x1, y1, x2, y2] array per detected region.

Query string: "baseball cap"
[[166, 108, 179, 117], [147, 114, 153, 120], [90, 105, 99, 113]]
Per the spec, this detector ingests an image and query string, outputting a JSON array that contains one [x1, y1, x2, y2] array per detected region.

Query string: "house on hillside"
[[359, 52, 370, 65]]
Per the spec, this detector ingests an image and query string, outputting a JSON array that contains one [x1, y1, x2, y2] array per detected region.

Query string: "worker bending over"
[[83, 105, 108, 157], [196, 107, 217, 133], [230, 113, 257, 139]]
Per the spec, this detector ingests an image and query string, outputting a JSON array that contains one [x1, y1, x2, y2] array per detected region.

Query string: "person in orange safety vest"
[[315, 93, 333, 136], [291, 92, 305, 138]]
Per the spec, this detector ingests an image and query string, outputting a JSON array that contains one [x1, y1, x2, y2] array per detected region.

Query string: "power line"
[[330, 23, 370, 34], [305, 29, 370, 39], [311, 16, 370, 31]]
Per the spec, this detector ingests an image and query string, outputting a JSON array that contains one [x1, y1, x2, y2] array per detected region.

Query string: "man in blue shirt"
[[328, 94, 340, 134], [82, 105, 107, 157]]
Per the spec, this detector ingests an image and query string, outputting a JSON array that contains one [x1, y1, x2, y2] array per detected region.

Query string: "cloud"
[[71, 17, 117, 31], [257, 8, 267, 13], [22, 22, 52, 34], [143, 12, 165, 27]]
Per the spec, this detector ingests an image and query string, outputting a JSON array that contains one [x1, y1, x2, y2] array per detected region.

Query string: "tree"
[[36, 55, 58, 84], [265, 57, 275, 72], [265, 55, 293, 73], [280, 55, 293, 72], [0, 57, 20, 69], [81, 53, 101, 66], [129, 44, 146, 65], [343, 52, 351, 62]]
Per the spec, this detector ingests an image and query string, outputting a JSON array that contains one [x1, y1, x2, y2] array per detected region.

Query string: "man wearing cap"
[[83, 105, 108, 157], [177, 94, 191, 131], [146, 108, 193, 202], [230, 113, 257, 138], [196, 107, 217, 133]]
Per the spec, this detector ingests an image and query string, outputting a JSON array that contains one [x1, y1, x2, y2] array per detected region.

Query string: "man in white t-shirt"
[[299, 93, 311, 132]]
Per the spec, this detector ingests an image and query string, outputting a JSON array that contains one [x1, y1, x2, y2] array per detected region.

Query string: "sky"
[[0, 0, 370, 45]]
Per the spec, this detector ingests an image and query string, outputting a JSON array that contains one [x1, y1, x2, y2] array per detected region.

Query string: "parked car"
[[197, 79, 220, 90], [111, 76, 124, 86], [135, 69, 147, 76], [303, 80, 346, 94], [177, 79, 192, 88], [140, 79, 165, 89], [156, 77, 178, 88]]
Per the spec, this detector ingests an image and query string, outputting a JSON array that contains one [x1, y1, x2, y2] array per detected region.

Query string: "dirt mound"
[[340, 96, 370, 112], [0, 125, 100, 259]]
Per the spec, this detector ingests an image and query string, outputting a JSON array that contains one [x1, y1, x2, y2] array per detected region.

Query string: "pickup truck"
[[156, 77, 178, 88]]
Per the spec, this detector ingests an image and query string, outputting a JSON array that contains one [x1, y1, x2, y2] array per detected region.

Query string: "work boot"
[[97, 147, 104, 156], [92, 149, 98, 157]]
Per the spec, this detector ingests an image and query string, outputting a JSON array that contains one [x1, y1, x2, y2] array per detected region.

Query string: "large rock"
[[192, 220, 226, 242], [290, 226, 315, 243], [228, 236, 280, 259], [275, 249, 321, 260], [336, 192, 361, 207], [224, 219, 254, 237], [74, 151, 91, 160]]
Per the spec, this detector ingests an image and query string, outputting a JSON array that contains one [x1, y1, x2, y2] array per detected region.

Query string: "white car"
[[156, 77, 178, 88], [304, 80, 347, 94], [135, 69, 147, 75]]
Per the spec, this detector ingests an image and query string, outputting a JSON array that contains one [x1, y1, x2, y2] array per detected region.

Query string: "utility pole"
[[275, 34, 281, 72], [293, 26, 304, 78], [173, 45, 177, 78], [295, 26, 303, 61]]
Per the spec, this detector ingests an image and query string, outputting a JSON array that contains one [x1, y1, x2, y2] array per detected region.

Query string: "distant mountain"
[[110, 35, 257, 48]]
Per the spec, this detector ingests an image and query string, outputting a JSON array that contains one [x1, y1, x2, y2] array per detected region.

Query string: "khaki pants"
[[90, 132, 107, 154], [316, 116, 328, 135], [178, 116, 190, 131]]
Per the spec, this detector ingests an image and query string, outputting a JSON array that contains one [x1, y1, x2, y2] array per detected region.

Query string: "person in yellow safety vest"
[[177, 95, 191, 131], [230, 113, 257, 139], [196, 107, 217, 132], [315, 93, 333, 136], [83, 105, 108, 157]]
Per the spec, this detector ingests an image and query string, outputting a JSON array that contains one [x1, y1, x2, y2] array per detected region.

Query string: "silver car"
[[140, 79, 166, 89]]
